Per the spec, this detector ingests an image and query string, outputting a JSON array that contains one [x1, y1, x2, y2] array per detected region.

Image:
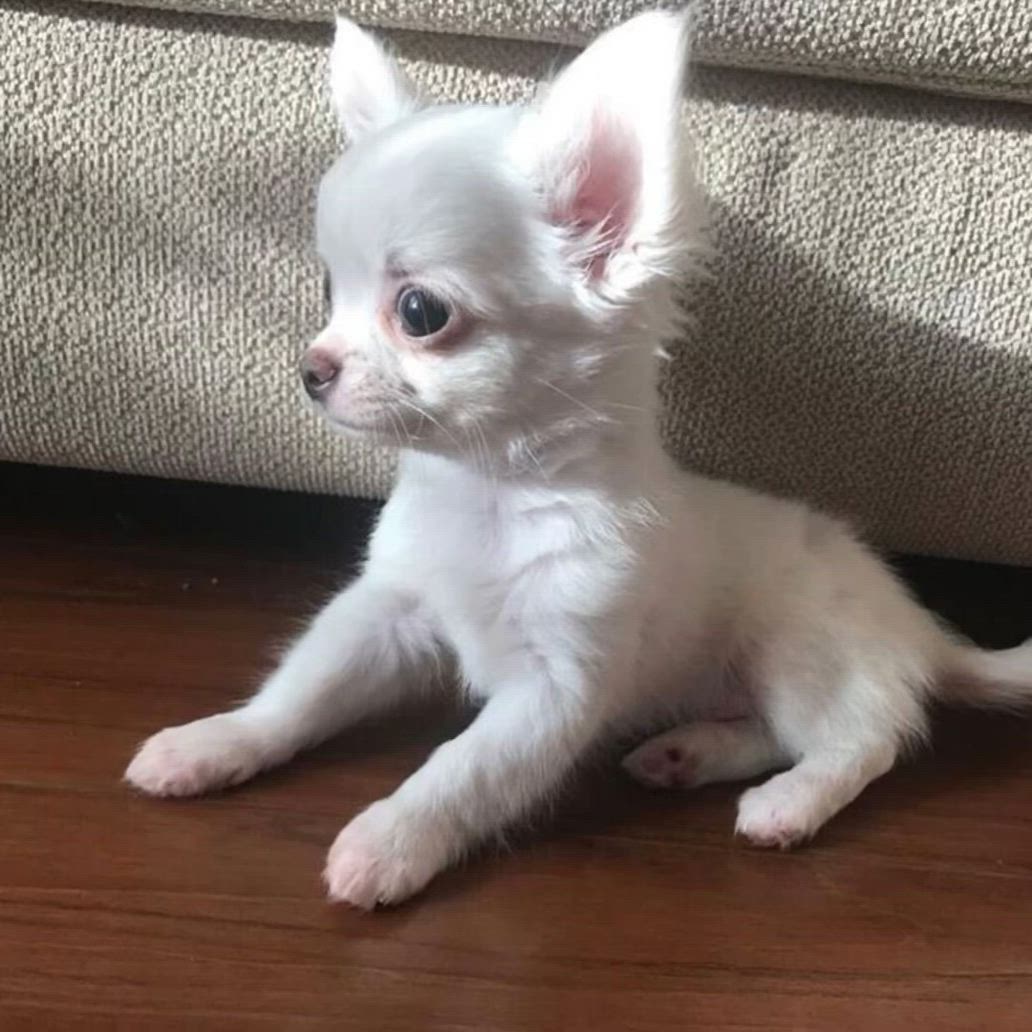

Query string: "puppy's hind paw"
[[622, 733, 700, 790]]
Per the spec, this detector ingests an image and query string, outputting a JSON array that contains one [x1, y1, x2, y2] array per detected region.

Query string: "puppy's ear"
[[512, 11, 694, 285], [328, 18, 419, 142]]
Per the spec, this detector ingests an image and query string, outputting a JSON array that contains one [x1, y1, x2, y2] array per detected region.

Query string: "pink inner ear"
[[556, 110, 641, 274]]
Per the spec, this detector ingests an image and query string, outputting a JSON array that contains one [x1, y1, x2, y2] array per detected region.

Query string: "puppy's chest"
[[381, 487, 607, 689], [411, 500, 580, 613]]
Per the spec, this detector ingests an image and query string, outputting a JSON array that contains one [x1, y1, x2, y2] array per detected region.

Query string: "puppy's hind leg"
[[734, 739, 897, 849], [738, 673, 923, 850]]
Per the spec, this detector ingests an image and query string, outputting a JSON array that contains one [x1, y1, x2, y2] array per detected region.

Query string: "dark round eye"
[[397, 287, 450, 338], [322, 272, 332, 312]]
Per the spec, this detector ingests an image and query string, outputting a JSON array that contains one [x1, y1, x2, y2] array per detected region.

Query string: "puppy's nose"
[[300, 347, 340, 399]]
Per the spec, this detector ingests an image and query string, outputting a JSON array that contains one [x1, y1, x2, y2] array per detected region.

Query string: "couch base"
[[3, 2, 1030, 562]]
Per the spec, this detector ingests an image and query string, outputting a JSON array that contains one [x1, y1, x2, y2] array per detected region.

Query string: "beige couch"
[[3, 1, 1030, 563]]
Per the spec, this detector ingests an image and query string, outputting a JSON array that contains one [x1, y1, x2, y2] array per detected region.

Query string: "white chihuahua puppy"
[[126, 12, 1032, 908]]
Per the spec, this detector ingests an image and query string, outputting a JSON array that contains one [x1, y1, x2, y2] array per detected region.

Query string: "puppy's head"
[[304, 13, 706, 457]]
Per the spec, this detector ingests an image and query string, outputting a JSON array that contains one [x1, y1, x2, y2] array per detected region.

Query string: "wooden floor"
[[2, 461, 1030, 1030]]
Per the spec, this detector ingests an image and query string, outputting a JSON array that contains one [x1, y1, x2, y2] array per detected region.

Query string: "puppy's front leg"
[[323, 664, 605, 908], [125, 576, 438, 797]]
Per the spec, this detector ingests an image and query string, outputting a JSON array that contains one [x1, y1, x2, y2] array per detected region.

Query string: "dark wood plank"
[[1, 462, 1030, 1030]]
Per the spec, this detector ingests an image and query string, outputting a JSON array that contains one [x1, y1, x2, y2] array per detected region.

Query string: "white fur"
[[125, 12, 1032, 906]]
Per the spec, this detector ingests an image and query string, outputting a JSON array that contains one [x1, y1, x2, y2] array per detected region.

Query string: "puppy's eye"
[[397, 287, 450, 338], [322, 272, 332, 311]]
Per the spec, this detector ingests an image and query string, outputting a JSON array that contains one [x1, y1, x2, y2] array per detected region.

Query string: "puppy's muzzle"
[[300, 347, 340, 400]]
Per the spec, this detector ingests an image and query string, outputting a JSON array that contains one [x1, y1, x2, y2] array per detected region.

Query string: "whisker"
[[460, 421, 483, 477], [385, 406, 407, 451], [470, 415, 497, 488], [525, 443, 547, 480], [534, 377, 614, 425], [393, 395, 464, 453], [605, 401, 650, 414]]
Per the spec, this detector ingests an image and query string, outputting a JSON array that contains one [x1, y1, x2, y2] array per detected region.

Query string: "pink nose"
[[300, 346, 341, 399]]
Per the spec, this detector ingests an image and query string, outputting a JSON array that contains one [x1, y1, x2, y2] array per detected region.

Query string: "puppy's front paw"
[[735, 781, 816, 850], [125, 713, 271, 797], [324, 800, 452, 909]]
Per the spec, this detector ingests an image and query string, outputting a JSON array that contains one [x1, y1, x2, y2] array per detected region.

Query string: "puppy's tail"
[[939, 638, 1032, 711]]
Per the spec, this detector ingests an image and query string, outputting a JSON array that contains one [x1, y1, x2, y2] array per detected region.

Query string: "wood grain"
[[1, 462, 1030, 1030]]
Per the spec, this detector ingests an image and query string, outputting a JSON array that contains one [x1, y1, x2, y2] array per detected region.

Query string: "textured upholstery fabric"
[[2, 2, 1030, 562], [80, 0, 1032, 102]]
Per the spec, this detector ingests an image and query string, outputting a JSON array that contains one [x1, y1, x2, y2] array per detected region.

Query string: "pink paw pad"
[[622, 739, 699, 789]]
